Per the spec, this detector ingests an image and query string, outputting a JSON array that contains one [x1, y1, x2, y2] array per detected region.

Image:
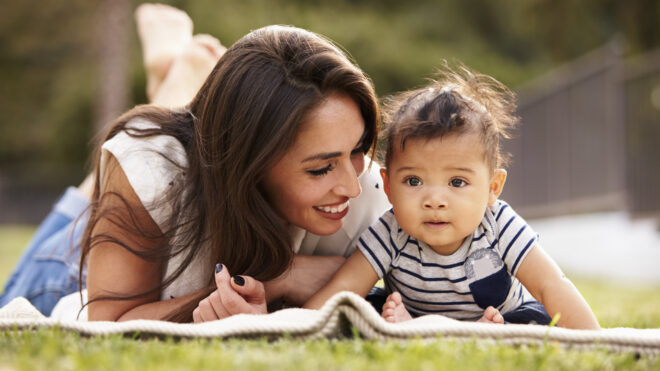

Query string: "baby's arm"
[[516, 243, 600, 329], [303, 249, 380, 310]]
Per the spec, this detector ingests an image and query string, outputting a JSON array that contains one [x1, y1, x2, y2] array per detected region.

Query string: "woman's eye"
[[450, 178, 467, 187], [405, 177, 422, 187], [307, 164, 333, 176]]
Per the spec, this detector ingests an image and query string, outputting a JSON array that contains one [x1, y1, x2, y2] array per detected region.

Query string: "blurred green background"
[[1, 0, 659, 223]]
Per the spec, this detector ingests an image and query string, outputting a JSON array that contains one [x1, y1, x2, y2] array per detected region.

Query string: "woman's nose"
[[334, 161, 362, 198]]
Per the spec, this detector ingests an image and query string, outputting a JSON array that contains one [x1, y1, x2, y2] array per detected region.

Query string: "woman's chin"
[[303, 218, 344, 236], [308, 206, 350, 235]]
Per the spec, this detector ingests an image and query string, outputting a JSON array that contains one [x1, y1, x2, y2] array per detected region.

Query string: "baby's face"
[[381, 132, 504, 255]]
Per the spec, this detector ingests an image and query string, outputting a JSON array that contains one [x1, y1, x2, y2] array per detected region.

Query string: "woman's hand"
[[267, 255, 346, 306], [192, 264, 267, 323]]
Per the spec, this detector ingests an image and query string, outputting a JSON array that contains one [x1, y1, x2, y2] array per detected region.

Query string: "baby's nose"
[[423, 192, 447, 209]]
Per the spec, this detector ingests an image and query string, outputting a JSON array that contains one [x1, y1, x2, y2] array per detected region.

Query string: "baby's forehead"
[[396, 127, 483, 151], [390, 131, 493, 167]]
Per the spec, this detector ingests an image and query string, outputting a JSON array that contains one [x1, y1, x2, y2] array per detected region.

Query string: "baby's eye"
[[449, 178, 467, 188], [405, 177, 422, 187]]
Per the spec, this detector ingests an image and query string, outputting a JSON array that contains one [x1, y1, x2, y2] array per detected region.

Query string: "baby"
[[304, 66, 600, 329]]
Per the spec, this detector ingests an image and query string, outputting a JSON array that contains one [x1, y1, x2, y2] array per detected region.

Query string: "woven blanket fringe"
[[1, 292, 659, 356]]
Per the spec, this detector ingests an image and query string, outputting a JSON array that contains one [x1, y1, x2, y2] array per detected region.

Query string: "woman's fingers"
[[207, 290, 230, 318], [195, 296, 219, 322], [192, 291, 230, 323], [214, 264, 256, 316], [193, 264, 269, 322], [192, 307, 201, 323], [230, 275, 267, 312]]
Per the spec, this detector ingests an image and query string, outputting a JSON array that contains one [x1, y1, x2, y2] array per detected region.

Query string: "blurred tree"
[[1, 0, 658, 186], [95, 0, 132, 134]]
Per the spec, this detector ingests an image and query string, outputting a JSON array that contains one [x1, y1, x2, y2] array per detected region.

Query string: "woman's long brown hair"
[[79, 25, 380, 322]]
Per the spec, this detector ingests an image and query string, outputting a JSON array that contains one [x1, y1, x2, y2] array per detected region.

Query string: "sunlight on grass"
[[0, 329, 657, 371], [576, 278, 660, 329], [0, 225, 35, 287]]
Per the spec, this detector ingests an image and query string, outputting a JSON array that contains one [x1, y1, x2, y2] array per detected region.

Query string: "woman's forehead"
[[294, 94, 365, 148]]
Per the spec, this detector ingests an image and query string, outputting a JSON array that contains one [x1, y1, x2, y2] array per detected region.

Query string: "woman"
[[1, 6, 390, 323]]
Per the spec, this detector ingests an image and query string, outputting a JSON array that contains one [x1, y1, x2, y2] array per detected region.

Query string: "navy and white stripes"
[[357, 200, 538, 320]]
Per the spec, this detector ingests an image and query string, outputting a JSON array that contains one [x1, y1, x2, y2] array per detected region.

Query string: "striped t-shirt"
[[358, 200, 538, 320]]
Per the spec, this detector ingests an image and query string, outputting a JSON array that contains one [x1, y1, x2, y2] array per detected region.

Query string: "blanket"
[[1, 291, 659, 356]]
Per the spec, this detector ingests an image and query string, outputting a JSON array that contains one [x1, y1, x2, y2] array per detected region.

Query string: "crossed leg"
[[79, 3, 226, 197], [136, 3, 225, 107]]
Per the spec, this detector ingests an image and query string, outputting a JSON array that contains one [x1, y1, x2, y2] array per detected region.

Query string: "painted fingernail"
[[232, 275, 245, 286], [215, 264, 223, 273]]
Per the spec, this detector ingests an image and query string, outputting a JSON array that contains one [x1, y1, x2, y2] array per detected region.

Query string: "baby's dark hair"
[[382, 64, 519, 171]]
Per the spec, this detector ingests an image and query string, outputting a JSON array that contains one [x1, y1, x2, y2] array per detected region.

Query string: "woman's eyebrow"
[[302, 152, 342, 162], [303, 130, 368, 162]]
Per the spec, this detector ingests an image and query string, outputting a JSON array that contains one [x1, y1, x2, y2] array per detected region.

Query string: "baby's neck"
[[427, 236, 469, 256]]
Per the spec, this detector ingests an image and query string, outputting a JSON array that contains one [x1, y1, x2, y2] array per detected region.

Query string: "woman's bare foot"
[[381, 292, 413, 323], [477, 306, 504, 324], [151, 34, 225, 107], [135, 3, 193, 101]]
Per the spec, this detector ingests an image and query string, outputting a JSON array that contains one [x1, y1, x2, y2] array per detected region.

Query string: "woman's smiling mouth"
[[314, 200, 349, 214], [314, 200, 350, 220]]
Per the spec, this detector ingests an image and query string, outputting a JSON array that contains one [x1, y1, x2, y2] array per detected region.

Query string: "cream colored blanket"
[[1, 292, 659, 356]]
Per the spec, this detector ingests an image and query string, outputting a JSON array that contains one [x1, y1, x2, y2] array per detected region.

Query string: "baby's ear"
[[380, 168, 393, 204], [488, 169, 507, 205]]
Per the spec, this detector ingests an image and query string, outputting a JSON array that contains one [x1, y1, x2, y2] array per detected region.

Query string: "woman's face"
[[263, 93, 367, 236]]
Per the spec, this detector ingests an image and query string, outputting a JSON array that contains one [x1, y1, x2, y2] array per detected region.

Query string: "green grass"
[[1, 225, 659, 370], [1, 330, 658, 371], [0, 225, 35, 286]]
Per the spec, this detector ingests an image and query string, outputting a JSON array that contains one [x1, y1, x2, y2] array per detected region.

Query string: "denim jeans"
[[0, 187, 89, 316]]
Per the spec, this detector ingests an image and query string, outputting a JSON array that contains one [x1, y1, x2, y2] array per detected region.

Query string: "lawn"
[[1, 225, 658, 370]]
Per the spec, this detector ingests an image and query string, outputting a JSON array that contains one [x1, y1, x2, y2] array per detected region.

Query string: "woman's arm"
[[515, 243, 600, 330], [303, 249, 379, 310], [264, 255, 346, 306], [86, 153, 175, 321]]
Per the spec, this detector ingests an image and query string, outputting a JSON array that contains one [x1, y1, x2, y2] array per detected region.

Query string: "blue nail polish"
[[232, 275, 245, 286], [215, 264, 223, 273]]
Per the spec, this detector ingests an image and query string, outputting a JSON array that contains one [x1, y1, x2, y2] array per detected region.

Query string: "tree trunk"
[[94, 0, 131, 135]]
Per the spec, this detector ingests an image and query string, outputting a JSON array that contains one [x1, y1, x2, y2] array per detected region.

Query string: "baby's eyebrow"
[[394, 166, 420, 173], [450, 167, 476, 174], [394, 166, 476, 174]]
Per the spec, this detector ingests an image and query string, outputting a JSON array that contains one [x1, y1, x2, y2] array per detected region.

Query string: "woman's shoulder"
[[100, 118, 189, 229], [102, 118, 187, 166]]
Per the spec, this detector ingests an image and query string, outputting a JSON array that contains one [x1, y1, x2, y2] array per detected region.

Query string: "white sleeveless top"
[[63, 119, 390, 317]]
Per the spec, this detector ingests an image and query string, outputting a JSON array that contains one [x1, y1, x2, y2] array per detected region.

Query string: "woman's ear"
[[380, 168, 393, 204], [488, 169, 507, 205]]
